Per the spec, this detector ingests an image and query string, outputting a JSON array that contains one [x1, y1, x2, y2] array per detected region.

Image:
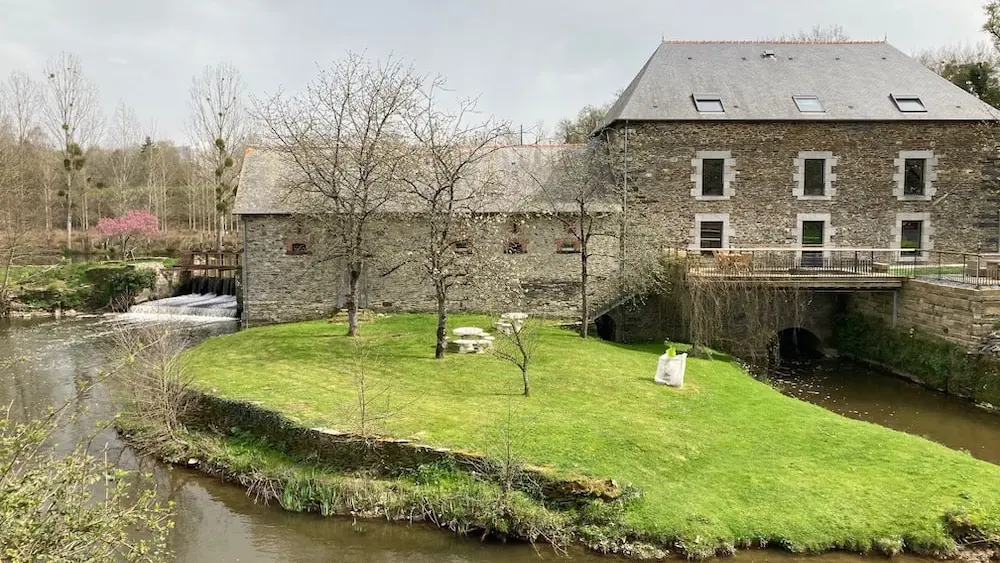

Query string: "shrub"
[[87, 265, 157, 311]]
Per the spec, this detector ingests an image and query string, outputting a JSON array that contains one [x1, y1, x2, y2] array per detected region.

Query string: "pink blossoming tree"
[[96, 209, 159, 259]]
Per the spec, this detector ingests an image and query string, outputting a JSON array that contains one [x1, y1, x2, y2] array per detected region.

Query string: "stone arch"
[[595, 313, 617, 342], [774, 327, 823, 359]]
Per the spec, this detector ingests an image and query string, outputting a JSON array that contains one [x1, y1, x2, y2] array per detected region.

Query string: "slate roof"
[[234, 144, 618, 216], [600, 41, 1000, 128]]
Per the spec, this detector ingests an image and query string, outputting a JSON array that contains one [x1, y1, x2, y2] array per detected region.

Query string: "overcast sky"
[[0, 0, 992, 143]]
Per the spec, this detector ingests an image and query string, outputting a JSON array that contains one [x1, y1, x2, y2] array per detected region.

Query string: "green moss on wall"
[[835, 312, 1000, 407]]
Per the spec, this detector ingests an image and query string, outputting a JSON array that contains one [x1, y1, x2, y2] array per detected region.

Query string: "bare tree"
[[400, 79, 511, 358], [1, 70, 43, 146], [43, 53, 102, 250], [492, 316, 540, 396], [255, 52, 420, 336], [0, 127, 35, 316], [528, 144, 618, 338], [106, 101, 143, 215], [773, 24, 851, 42], [188, 62, 248, 250]]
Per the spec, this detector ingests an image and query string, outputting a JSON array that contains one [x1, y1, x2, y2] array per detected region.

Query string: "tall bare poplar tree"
[[106, 101, 143, 215], [0, 71, 47, 235], [188, 62, 247, 250], [401, 79, 510, 358], [255, 52, 420, 336], [43, 53, 101, 250]]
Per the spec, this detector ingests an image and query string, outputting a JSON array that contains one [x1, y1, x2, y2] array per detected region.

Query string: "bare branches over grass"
[[108, 324, 194, 450]]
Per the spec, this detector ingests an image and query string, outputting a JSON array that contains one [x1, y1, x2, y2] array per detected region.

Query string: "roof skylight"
[[891, 94, 927, 113], [693, 94, 725, 113], [793, 95, 825, 113]]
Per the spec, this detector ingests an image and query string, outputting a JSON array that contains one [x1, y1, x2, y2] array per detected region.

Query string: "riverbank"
[[174, 314, 1000, 559], [5, 260, 173, 315]]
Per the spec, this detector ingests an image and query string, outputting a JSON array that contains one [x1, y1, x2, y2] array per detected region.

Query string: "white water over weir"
[[128, 293, 239, 319]]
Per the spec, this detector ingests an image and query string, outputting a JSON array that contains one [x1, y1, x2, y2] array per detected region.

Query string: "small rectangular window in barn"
[[556, 239, 580, 254], [505, 240, 526, 255], [284, 239, 311, 255], [452, 240, 472, 254]]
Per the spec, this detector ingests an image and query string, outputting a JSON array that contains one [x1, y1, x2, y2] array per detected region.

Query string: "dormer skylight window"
[[762, 50, 777, 60], [891, 94, 927, 113], [693, 94, 725, 113], [793, 95, 825, 113]]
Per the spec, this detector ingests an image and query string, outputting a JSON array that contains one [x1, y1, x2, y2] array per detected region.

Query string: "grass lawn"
[[183, 314, 1000, 554]]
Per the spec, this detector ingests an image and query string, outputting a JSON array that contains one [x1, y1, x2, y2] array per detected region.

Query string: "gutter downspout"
[[240, 216, 248, 329]]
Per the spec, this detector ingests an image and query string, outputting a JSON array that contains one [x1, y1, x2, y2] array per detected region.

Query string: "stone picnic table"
[[449, 326, 495, 354]]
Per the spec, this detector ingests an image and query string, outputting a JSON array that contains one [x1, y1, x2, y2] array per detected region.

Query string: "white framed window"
[[796, 213, 834, 264], [793, 151, 837, 200], [894, 212, 934, 261], [691, 213, 731, 254], [893, 150, 937, 201], [691, 151, 736, 200]]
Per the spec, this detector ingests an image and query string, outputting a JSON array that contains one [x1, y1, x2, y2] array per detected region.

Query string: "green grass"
[[183, 314, 1000, 554]]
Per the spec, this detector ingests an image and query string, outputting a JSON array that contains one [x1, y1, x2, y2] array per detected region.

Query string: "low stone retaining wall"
[[185, 393, 622, 505]]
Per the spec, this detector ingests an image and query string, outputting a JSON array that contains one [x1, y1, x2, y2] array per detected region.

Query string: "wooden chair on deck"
[[712, 251, 752, 275]]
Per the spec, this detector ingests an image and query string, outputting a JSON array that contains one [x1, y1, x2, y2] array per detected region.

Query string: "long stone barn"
[[233, 144, 620, 326]]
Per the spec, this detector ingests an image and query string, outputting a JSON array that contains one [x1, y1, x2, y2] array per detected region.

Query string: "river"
[[2, 316, 997, 562]]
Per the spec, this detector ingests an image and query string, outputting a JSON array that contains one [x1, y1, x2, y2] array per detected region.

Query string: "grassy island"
[[179, 314, 1000, 557]]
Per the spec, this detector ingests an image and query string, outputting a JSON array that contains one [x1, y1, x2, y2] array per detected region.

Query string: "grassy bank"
[[183, 314, 1000, 557], [6, 260, 166, 312]]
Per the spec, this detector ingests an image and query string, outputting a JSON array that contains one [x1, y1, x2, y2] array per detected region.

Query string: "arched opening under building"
[[775, 327, 823, 360], [595, 314, 617, 342]]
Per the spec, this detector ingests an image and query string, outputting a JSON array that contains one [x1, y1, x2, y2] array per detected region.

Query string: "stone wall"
[[240, 213, 618, 325], [850, 280, 1000, 349], [604, 121, 999, 252], [614, 289, 841, 351]]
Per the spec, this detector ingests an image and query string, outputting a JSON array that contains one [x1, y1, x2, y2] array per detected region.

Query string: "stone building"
[[596, 41, 1000, 256], [234, 145, 619, 325], [236, 40, 1000, 328]]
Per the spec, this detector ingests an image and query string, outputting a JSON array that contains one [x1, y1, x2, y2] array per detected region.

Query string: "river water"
[[3, 316, 998, 561]]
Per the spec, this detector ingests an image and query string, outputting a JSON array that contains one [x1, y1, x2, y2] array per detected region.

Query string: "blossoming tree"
[[96, 209, 159, 259]]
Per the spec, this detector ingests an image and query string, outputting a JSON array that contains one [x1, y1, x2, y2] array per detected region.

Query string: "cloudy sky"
[[0, 0, 992, 143]]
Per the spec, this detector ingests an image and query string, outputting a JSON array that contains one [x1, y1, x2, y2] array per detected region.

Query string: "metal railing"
[[674, 248, 1000, 287]]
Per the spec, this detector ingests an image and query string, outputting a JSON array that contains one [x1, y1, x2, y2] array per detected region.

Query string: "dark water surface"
[[772, 359, 1000, 465], [2, 317, 995, 561]]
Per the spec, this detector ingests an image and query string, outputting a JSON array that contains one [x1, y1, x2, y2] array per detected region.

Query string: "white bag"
[[654, 353, 687, 388]]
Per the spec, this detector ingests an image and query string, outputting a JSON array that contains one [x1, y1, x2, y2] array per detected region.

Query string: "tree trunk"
[[521, 366, 530, 396], [216, 213, 224, 250], [346, 266, 361, 337], [434, 284, 448, 359], [65, 170, 73, 250], [580, 250, 589, 339]]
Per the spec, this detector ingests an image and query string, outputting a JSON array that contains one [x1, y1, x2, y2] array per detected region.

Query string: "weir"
[[129, 293, 239, 319], [124, 249, 243, 321]]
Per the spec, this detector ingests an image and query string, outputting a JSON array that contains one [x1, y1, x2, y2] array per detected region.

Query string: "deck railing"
[[677, 248, 1000, 287]]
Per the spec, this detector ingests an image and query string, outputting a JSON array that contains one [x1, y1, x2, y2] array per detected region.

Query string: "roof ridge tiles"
[[660, 40, 887, 45]]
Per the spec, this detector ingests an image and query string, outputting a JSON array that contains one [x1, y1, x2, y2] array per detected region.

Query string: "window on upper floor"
[[894, 150, 936, 200], [803, 159, 826, 196], [904, 159, 926, 196], [891, 94, 926, 113], [693, 94, 725, 113], [691, 152, 734, 200], [702, 159, 726, 197], [284, 238, 311, 255], [793, 95, 825, 113]]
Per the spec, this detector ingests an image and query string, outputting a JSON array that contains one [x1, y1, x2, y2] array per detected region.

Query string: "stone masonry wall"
[[241, 214, 618, 325], [850, 280, 1000, 349], [605, 121, 999, 252]]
